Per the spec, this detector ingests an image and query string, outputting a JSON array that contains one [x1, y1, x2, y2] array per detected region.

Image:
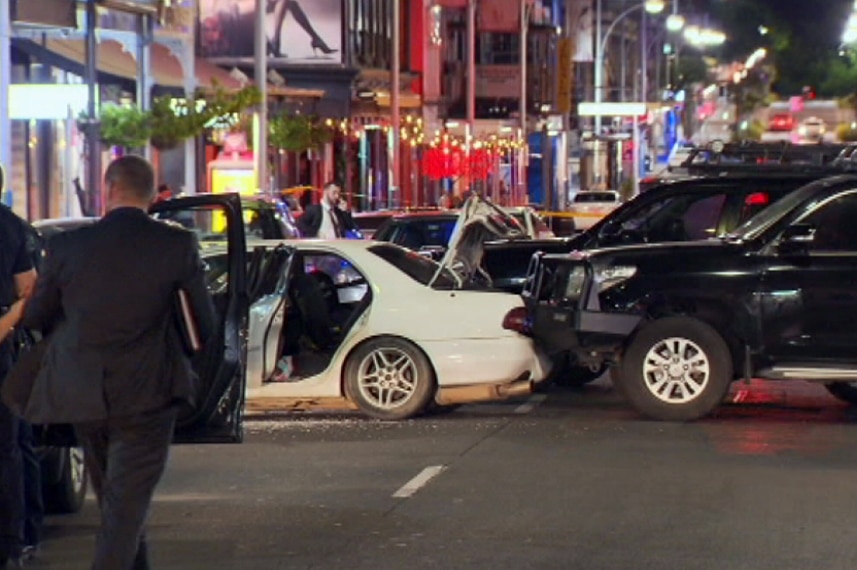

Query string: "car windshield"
[[726, 183, 819, 240], [367, 244, 458, 289]]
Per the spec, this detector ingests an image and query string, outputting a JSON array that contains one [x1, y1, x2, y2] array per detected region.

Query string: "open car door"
[[150, 193, 249, 443]]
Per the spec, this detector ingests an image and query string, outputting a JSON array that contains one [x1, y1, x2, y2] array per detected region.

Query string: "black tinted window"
[[683, 194, 727, 240], [800, 192, 857, 252], [390, 219, 457, 250]]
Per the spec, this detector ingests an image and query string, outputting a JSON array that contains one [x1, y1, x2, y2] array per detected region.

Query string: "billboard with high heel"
[[198, 0, 343, 65]]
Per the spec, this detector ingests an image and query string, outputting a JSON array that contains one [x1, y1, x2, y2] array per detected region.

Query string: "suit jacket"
[[21, 207, 216, 423], [297, 203, 352, 238]]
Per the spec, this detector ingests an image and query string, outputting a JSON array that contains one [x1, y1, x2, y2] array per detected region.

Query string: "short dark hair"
[[104, 155, 155, 202]]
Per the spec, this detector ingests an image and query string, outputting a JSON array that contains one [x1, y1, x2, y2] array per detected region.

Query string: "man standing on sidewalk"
[[22, 155, 216, 570]]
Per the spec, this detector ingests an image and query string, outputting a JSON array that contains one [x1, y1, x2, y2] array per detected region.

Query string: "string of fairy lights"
[[322, 115, 527, 153]]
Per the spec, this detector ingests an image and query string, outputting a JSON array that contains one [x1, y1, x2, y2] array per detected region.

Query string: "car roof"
[[646, 173, 829, 193], [384, 210, 460, 220]]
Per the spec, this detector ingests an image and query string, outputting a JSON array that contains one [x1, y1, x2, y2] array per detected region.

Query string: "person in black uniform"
[[0, 165, 38, 569]]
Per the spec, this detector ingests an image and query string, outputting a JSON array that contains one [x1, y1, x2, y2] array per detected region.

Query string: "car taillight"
[[745, 192, 769, 206], [503, 307, 530, 334]]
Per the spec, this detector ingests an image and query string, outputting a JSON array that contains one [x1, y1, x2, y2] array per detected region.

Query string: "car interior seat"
[[288, 254, 337, 350]]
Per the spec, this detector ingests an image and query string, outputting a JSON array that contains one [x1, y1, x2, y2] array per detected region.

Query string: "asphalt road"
[[29, 378, 857, 570]]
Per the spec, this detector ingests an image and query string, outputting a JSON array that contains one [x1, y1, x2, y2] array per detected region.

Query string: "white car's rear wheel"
[[345, 337, 435, 420]]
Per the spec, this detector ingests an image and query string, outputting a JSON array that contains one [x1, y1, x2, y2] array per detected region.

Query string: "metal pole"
[[137, 14, 153, 161], [519, 0, 528, 204], [254, 0, 268, 194], [85, 0, 101, 216], [620, 21, 626, 102], [594, 0, 602, 134], [467, 3, 476, 125], [641, 9, 647, 103], [632, 114, 639, 196], [0, 0, 11, 207], [391, 0, 401, 197], [182, 37, 197, 193]]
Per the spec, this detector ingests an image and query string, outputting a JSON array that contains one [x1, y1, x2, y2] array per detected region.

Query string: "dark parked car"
[[373, 211, 461, 259], [521, 174, 857, 421]]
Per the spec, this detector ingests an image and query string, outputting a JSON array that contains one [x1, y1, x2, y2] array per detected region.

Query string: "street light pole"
[[254, 0, 268, 195], [593, 0, 664, 184], [518, 0, 528, 205], [391, 0, 401, 204], [465, 0, 476, 194]]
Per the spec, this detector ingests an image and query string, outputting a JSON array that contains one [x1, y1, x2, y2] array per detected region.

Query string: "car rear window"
[[367, 243, 457, 289], [353, 214, 393, 231], [574, 192, 617, 203], [389, 219, 458, 250]]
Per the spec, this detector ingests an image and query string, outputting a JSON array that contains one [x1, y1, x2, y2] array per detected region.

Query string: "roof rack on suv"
[[680, 141, 852, 169]]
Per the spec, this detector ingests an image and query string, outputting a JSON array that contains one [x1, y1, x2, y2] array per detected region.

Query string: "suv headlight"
[[594, 265, 637, 292]]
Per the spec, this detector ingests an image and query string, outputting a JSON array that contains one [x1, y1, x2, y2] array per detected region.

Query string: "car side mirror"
[[777, 223, 815, 255]]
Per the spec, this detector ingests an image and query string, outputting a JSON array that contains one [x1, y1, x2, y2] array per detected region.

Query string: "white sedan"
[[569, 190, 622, 230], [225, 239, 551, 419]]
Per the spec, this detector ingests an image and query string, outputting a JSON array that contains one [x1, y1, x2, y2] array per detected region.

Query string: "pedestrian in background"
[[297, 181, 348, 238], [22, 155, 216, 570], [0, 164, 38, 569]]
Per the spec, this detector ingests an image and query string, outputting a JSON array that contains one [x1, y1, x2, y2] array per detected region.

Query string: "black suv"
[[522, 174, 857, 421]]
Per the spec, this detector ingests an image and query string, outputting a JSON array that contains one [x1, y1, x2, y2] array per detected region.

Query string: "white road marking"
[[514, 393, 548, 414], [393, 465, 447, 498]]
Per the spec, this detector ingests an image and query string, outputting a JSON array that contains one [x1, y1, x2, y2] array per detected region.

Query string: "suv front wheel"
[[617, 316, 733, 421]]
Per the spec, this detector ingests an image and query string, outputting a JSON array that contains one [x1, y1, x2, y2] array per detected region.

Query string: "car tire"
[[43, 447, 88, 514], [344, 337, 435, 420], [825, 382, 857, 405], [617, 316, 733, 421]]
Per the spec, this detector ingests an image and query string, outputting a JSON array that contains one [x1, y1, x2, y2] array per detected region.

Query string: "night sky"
[[688, 0, 855, 94]]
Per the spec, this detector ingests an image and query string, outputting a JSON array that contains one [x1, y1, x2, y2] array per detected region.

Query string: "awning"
[[13, 38, 324, 98]]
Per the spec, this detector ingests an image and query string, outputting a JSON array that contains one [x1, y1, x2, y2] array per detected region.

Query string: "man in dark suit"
[[297, 182, 352, 238], [22, 155, 216, 570]]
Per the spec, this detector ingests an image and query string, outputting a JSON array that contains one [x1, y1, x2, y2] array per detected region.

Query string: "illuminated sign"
[[578, 103, 647, 117], [8, 84, 89, 120]]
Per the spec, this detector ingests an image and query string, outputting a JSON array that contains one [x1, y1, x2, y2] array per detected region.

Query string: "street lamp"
[[683, 25, 726, 48], [593, 0, 667, 183], [594, 0, 666, 113], [843, 6, 857, 44], [666, 13, 686, 32]]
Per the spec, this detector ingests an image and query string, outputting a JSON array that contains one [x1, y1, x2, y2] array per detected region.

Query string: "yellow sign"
[[557, 38, 573, 115], [210, 166, 255, 232]]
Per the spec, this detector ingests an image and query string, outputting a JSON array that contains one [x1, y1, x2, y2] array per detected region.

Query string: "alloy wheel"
[[642, 336, 711, 404], [356, 348, 419, 410]]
